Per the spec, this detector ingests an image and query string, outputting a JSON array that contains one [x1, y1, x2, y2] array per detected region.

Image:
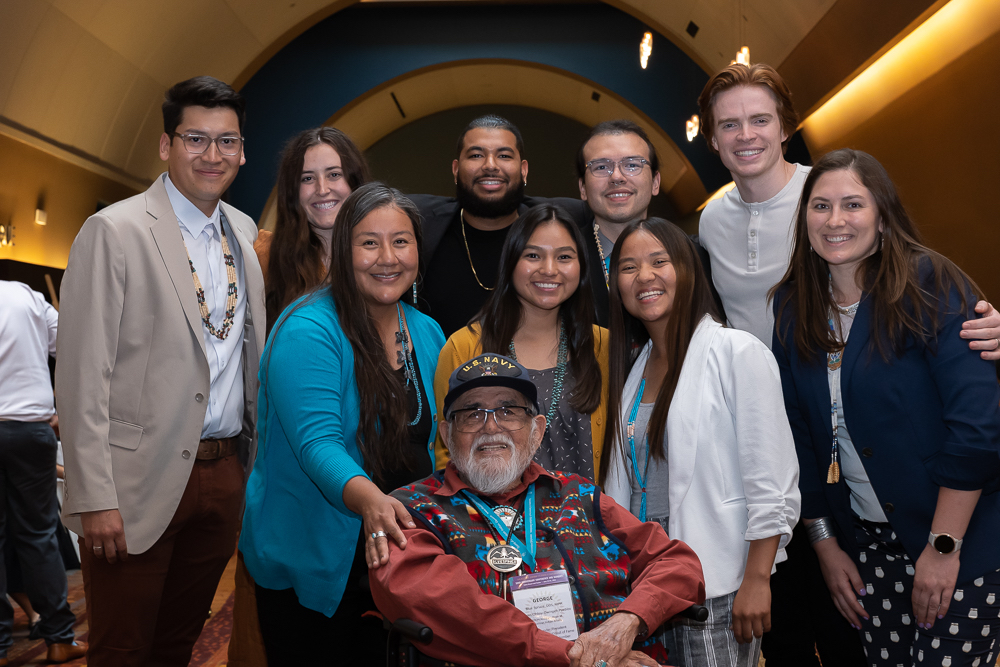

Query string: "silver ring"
[[371, 530, 387, 540], [93, 546, 104, 552], [595, 661, 608, 667]]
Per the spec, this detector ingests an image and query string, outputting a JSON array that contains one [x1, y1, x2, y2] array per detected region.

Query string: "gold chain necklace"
[[460, 208, 495, 291]]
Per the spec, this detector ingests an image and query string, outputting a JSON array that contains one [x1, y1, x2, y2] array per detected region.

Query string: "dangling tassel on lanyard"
[[826, 305, 853, 484], [627, 379, 652, 520]]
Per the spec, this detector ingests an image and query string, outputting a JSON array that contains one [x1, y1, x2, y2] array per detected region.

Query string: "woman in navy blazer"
[[771, 149, 1000, 667]]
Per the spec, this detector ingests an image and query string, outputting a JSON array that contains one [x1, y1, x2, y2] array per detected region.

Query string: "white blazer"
[[605, 316, 800, 599]]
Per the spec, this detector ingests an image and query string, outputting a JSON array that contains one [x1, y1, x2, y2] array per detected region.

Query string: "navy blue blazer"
[[772, 274, 1000, 583]]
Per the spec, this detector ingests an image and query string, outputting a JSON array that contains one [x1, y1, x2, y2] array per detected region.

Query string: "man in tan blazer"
[[56, 76, 265, 666]]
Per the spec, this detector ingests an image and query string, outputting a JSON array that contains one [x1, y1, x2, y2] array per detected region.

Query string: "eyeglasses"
[[171, 133, 244, 156], [449, 406, 533, 433], [585, 157, 650, 178]]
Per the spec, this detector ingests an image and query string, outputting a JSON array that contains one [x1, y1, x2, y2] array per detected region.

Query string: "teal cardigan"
[[239, 291, 445, 616]]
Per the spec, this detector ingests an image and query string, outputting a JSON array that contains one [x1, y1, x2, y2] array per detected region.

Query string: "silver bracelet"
[[806, 517, 836, 544]]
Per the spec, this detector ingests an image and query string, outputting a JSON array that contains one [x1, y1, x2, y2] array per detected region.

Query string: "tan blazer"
[[56, 174, 266, 554]]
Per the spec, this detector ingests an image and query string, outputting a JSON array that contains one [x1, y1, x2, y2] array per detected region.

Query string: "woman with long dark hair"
[[771, 148, 1000, 667], [601, 217, 800, 667], [239, 183, 445, 664], [255, 126, 371, 329], [433, 203, 608, 478], [231, 127, 372, 667]]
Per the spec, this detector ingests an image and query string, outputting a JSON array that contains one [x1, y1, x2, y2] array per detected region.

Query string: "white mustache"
[[472, 433, 515, 449]]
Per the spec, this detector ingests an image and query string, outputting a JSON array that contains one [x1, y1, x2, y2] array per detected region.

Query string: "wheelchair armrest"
[[677, 604, 709, 622], [392, 618, 434, 645]]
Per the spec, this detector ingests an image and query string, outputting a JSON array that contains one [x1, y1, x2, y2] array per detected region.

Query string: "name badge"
[[510, 569, 578, 640]]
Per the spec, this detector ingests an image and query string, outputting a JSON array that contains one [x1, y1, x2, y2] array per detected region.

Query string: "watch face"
[[933, 534, 956, 553]]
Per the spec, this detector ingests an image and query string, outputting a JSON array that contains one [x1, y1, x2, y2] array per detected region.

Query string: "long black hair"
[[473, 203, 602, 414], [264, 182, 422, 487], [599, 218, 720, 483]]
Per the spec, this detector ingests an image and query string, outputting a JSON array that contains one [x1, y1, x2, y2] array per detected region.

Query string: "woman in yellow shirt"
[[434, 203, 609, 478]]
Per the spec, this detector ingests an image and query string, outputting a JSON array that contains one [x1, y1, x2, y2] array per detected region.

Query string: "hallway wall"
[[0, 133, 138, 270], [804, 27, 1000, 301]]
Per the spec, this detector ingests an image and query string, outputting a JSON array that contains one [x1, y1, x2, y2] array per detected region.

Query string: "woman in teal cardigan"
[[240, 183, 445, 665]]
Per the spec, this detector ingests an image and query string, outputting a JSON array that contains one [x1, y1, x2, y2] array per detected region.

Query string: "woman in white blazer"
[[599, 218, 800, 667]]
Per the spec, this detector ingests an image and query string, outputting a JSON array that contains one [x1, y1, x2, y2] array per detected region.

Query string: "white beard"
[[448, 423, 538, 496]]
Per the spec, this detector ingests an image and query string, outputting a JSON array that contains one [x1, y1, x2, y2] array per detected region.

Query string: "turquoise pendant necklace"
[[396, 303, 422, 427]]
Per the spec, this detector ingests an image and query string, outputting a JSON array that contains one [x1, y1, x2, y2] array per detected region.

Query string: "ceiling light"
[[640, 32, 653, 69], [686, 115, 700, 142], [35, 208, 47, 226], [731, 46, 750, 66]]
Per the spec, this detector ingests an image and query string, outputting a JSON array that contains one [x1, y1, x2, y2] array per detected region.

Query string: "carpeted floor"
[[6, 553, 236, 667], [7, 555, 998, 666]]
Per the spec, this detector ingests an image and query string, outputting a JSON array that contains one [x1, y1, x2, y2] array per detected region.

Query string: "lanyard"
[[462, 484, 537, 571], [627, 378, 651, 521], [825, 292, 859, 485]]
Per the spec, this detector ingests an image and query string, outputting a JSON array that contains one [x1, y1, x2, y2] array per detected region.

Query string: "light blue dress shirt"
[[164, 173, 246, 439]]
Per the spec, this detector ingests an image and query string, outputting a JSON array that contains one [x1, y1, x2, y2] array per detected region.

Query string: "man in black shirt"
[[411, 115, 598, 336]]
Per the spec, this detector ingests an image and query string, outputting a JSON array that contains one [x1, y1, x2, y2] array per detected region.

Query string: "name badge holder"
[[510, 569, 579, 640]]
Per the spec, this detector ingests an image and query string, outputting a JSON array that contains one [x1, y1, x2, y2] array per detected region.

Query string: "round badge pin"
[[486, 544, 523, 572]]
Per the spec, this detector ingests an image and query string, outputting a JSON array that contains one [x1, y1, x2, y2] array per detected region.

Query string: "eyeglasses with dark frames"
[[171, 133, 244, 156], [448, 406, 533, 433]]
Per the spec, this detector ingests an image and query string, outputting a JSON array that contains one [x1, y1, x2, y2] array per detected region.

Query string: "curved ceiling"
[[0, 0, 837, 192], [257, 59, 705, 230]]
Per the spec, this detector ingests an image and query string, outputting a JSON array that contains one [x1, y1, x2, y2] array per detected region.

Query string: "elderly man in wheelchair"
[[371, 354, 706, 667]]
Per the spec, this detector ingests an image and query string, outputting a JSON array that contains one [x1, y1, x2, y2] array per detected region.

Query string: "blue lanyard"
[[462, 484, 537, 571], [627, 378, 651, 521]]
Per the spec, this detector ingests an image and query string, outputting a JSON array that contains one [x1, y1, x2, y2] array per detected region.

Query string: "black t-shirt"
[[421, 219, 508, 337], [409, 194, 606, 330]]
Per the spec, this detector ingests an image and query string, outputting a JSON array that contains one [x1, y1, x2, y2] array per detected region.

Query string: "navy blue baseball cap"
[[443, 354, 539, 418]]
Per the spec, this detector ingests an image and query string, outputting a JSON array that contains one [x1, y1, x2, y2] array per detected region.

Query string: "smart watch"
[[928, 531, 963, 554]]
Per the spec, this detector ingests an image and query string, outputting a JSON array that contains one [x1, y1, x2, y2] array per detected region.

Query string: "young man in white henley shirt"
[[695, 61, 1000, 667]]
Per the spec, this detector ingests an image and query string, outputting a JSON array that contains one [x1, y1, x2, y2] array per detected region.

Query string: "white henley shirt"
[[699, 164, 811, 348]]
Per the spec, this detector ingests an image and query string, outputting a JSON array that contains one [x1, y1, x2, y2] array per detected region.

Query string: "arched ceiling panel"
[[230, 2, 735, 220], [603, 0, 839, 74], [336, 61, 691, 191], [257, 60, 704, 230], [0, 0, 838, 190]]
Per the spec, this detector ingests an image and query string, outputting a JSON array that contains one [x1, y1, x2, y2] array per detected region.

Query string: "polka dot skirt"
[[851, 518, 1000, 666]]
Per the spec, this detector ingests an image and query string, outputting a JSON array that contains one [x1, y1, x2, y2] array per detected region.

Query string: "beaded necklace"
[[186, 225, 238, 341], [508, 319, 567, 435], [592, 222, 610, 288], [396, 303, 422, 426], [825, 280, 860, 484]]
